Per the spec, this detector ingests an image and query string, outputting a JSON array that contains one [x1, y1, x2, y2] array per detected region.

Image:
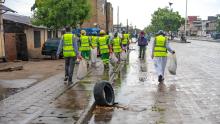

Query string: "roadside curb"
[[76, 62, 124, 124]]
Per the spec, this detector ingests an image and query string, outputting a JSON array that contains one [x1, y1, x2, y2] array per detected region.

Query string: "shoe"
[[67, 81, 73, 85], [158, 75, 163, 83], [64, 76, 68, 81]]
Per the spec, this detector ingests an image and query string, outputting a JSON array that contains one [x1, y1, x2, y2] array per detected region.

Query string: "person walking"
[[151, 30, 175, 83], [121, 31, 131, 52], [97, 30, 111, 70], [111, 32, 122, 62], [90, 31, 98, 66], [79, 30, 91, 66], [138, 31, 148, 59], [57, 27, 81, 85]]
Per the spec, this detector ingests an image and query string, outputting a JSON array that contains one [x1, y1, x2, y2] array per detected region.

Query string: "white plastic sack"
[[168, 54, 177, 75], [77, 59, 87, 79], [120, 51, 127, 61], [91, 48, 97, 63], [110, 53, 118, 64]]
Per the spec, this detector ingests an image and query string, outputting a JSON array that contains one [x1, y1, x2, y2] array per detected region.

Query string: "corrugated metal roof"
[[3, 14, 47, 29], [0, 5, 16, 13]]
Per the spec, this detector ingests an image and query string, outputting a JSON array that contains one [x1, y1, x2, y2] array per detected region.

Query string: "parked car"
[[212, 33, 220, 39], [42, 38, 62, 59]]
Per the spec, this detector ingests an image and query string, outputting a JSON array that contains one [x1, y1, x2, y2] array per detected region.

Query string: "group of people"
[[57, 27, 175, 85], [56, 27, 131, 85], [137, 30, 175, 83]]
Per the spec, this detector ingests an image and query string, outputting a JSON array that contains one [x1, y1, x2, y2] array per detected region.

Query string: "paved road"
[[0, 59, 118, 124], [88, 40, 220, 124]]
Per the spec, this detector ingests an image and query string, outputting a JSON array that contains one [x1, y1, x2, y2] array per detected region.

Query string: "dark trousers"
[[65, 57, 76, 82], [139, 46, 146, 59]]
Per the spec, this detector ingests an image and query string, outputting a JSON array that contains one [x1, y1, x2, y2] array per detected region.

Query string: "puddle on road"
[[0, 79, 37, 101]]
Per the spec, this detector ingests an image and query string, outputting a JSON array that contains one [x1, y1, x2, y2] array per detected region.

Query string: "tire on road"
[[93, 80, 115, 106]]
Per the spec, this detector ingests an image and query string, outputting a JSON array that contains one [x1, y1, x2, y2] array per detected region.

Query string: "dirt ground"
[[0, 59, 65, 82]]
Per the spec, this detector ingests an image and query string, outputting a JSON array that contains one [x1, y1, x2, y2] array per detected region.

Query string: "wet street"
[[0, 40, 220, 124], [88, 40, 220, 124]]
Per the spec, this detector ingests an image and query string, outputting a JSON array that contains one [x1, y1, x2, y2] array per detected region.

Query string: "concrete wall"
[[25, 27, 48, 58]]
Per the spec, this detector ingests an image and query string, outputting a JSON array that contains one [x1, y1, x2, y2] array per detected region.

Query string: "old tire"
[[93, 80, 115, 106]]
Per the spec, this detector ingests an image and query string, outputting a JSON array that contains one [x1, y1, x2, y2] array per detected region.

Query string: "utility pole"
[[185, 0, 188, 39], [126, 19, 128, 33], [117, 6, 119, 32], [0, 0, 5, 61]]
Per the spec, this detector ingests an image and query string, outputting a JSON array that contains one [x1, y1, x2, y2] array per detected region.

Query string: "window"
[[47, 30, 52, 39], [34, 31, 41, 48]]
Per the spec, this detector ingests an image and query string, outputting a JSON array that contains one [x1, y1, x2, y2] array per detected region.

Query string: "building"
[[3, 14, 61, 61], [179, 15, 219, 36], [81, 0, 113, 33], [0, 4, 16, 61], [106, 2, 113, 33]]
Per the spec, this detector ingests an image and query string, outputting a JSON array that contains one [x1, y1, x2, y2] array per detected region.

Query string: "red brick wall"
[[107, 2, 113, 32], [82, 0, 107, 31], [4, 33, 17, 61]]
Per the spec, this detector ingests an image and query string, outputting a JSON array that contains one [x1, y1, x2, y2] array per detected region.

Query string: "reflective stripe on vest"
[[91, 36, 98, 47], [63, 34, 76, 57], [113, 37, 121, 53], [154, 35, 167, 57], [98, 36, 109, 54], [80, 35, 90, 51]]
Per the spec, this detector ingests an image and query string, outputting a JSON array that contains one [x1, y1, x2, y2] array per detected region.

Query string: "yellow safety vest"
[[112, 37, 121, 53], [98, 36, 109, 54], [105, 35, 110, 40], [63, 34, 76, 57], [80, 35, 90, 51], [122, 34, 129, 45], [154, 35, 167, 57], [91, 36, 98, 47]]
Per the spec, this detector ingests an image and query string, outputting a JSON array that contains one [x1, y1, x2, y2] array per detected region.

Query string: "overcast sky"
[[4, 0, 220, 30]]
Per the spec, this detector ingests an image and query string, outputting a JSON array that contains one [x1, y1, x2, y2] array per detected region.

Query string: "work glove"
[[77, 55, 83, 60]]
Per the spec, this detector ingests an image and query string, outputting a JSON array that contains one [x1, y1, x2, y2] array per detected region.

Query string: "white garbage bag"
[[95, 60, 104, 75], [77, 59, 87, 79], [91, 48, 97, 63], [168, 54, 177, 75], [120, 51, 127, 61], [110, 53, 118, 64]]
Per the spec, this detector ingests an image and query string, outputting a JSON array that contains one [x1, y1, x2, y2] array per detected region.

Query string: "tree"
[[145, 7, 184, 33], [31, 0, 91, 29]]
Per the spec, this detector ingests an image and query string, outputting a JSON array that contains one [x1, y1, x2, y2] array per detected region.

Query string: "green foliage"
[[145, 7, 184, 33], [32, 0, 91, 29]]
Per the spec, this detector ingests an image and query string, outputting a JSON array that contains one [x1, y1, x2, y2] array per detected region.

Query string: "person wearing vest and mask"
[[122, 31, 130, 52], [57, 27, 81, 85], [151, 30, 175, 83], [97, 30, 111, 69], [111, 32, 122, 62], [79, 30, 91, 65]]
